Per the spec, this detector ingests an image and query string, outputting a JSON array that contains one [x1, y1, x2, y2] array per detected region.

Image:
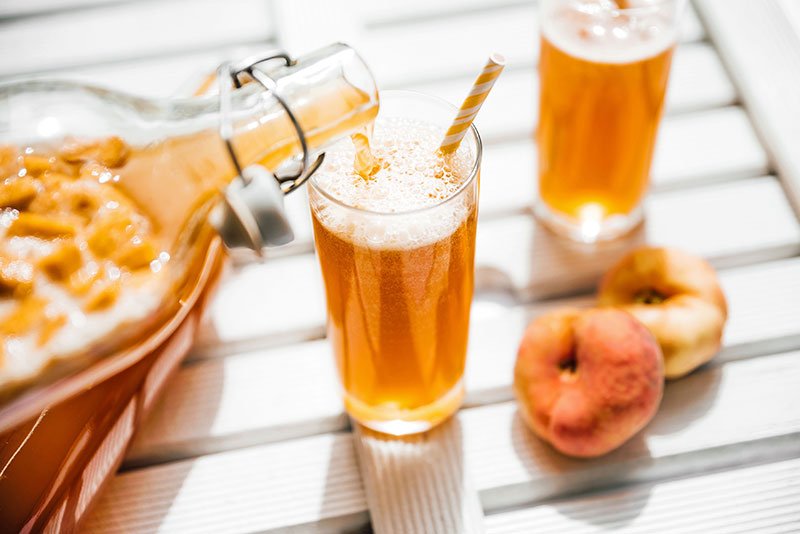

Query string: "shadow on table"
[[647, 361, 723, 436], [330, 418, 479, 534], [313, 421, 373, 534], [540, 366, 722, 529], [475, 213, 648, 301], [504, 364, 724, 529], [81, 314, 227, 532], [508, 410, 653, 529]]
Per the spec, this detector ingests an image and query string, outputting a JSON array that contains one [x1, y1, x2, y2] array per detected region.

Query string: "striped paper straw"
[[439, 53, 506, 153]]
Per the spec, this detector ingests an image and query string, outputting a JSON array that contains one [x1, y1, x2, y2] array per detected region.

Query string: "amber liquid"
[[115, 80, 377, 251], [0, 81, 376, 531], [312, 200, 478, 432], [537, 34, 674, 224]]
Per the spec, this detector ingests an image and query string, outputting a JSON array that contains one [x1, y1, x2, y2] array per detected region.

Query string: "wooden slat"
[[85, 433, 367, 533], [476, 107, 767, 220], [0, 0, 127, 19], [697, 0, 800, 215], [353, 421, 486, 534], [126, 339, 341, 465], [465, 350, 800, 511], [193, 252, 326, 355], [361, 3, 704, 86], [360, 1, 705, 45], [0, 0, 274, 78], [475, 177, 799, 300], [485, 457, 800, 533], [46, 44, 275, 99], [256, 105, 769, 266], [650, 107, 766, 189], [402, 42, 738, 143], [465, 258, 800, 406], [192, 175, 797, 355], [99, 350, 800, 532], [129, 256, 800, 464], [359, 0, 529, 26]]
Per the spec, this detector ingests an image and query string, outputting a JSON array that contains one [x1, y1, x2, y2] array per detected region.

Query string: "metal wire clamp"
[[216, 51, 325, 253]]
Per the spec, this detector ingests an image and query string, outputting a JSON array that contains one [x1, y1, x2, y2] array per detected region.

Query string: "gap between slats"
[[191, 174, 793, 359], [360, 2, 704, 87], [94, 349, 800, 533], [398, 42, 739, 147], [0, 0, 275, 78], [359, 0, 704, 48], [239, 99, 767, 264], [127, 254, 800, 467], [484, 456, 800, 534]]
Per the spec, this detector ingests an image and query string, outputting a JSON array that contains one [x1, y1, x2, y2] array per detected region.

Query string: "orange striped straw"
[[439, 53, 506, 154]]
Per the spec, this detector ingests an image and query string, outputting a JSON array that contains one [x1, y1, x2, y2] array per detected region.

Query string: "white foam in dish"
[[542, 0, 677, 64], [0, 259, 162, 388], [311, 117, 475, 249], [0, 218, 163, 388]]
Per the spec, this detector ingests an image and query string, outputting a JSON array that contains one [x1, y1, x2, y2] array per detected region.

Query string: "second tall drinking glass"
[[536, 0, 682, 242], [309, 91, 481, 436]]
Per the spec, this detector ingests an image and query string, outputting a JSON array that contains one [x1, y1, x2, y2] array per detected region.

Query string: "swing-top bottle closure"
[[215, 50, 325, 254]]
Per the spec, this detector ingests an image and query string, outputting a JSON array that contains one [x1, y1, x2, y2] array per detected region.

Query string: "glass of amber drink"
[[536, 0, 682, 242], [309, 91, 481, 435]]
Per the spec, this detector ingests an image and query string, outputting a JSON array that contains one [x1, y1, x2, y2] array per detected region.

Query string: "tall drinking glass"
[[536, 0, 682, 242], [309, 91, 481, 435]]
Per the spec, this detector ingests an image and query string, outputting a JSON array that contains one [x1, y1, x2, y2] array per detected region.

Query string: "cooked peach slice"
[[0, 256, 34, 297], [22, 155, 54, 176], [68, 264, 102, 296], [84, 278, 121, 311], [59, 136, 130, 168], [7, 212, 77, 238], [0, 177, 39, 210], [0, 296, 47, 336], [87, 209, 147, 258], [39, 241, 82, 281], [38, 314, 67, 346], [98, 137, 130, 167], [114, 238, 157, 270], [58, 139, 100, 163], [0, 146, 20, 178]]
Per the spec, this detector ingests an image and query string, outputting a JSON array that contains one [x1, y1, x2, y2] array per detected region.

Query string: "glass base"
[[534, 201, 643, 243], [345, 381, 464, 436]]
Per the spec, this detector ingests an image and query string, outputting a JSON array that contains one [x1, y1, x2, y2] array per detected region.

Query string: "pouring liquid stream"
[[351, 129, 383, 180]]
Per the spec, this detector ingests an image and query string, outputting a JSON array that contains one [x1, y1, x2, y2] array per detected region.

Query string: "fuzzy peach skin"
[[598, 247, 728, 379], [513, 308, 664, 458]]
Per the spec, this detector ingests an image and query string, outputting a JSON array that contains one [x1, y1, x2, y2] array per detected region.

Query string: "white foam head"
[[542, 0, 678, 64], [310, 117, 476, 249]]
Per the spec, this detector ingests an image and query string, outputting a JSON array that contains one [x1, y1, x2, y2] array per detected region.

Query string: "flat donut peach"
[[513, 308, 663, 458], [599, 247, 727, 378]]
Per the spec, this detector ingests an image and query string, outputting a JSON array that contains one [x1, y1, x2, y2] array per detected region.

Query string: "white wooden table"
[[4, 0, 800, 532]]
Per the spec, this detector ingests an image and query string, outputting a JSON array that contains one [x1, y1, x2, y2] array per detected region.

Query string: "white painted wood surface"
[[88, 350, 800, 533], [698, 0, 800, 215], [192, 175, 795, 355], [128, 255, 800, 466], [3, 0, 799, 532], [485, 457, 800, 533], [86, 433, 369, 533], [0, 0, 275, 78], [354, 421, 486, 534]]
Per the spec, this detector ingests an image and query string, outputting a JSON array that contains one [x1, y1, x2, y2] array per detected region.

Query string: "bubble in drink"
[[309, 116, 479, 432], [350, 132, 382, 180], [313, 117, 473, 246], [537, 0, 676, 237]]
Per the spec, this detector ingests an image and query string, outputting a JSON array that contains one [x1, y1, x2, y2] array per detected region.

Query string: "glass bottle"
[[0, 43, 377, 532]]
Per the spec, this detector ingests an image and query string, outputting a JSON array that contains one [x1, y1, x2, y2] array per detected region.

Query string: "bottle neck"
[[111, 44, 378, 250]]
